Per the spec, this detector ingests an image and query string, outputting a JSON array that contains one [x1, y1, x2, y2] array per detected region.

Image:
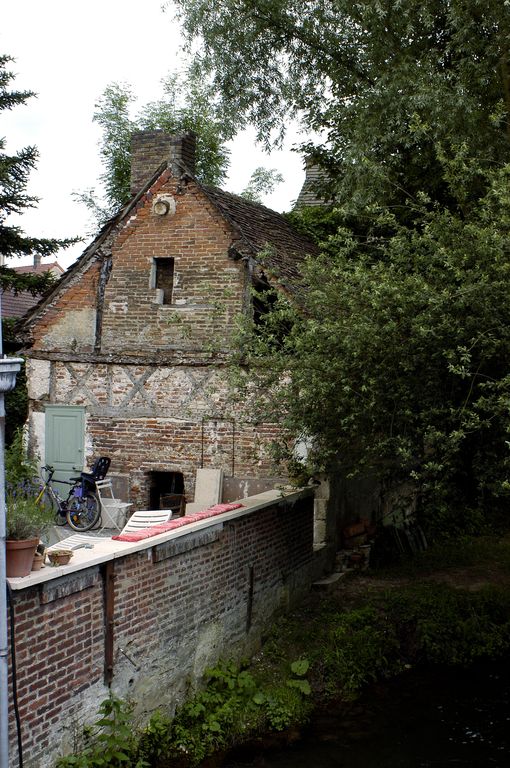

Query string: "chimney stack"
[[130, 131, 197, 196]]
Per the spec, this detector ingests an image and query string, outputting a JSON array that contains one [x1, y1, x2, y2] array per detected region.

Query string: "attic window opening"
[[153, 258, 175, 305], [252, 272, 292, 348], [252, 273, 277, 327]]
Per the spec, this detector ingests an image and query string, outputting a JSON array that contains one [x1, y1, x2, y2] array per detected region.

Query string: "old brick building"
[[20, 132, 318, 509]]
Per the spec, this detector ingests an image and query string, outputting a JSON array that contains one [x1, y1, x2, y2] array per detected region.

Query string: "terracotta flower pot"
[[47, 550, 73, 567], [32, 552, 45, 571], [6, 538, 39, 578]]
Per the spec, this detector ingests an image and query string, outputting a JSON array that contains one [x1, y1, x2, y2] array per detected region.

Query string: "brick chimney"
[[130, 131, 197, 196]]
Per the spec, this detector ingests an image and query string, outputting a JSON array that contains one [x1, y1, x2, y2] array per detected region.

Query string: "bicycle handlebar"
[[40, 465, 75, 485], [41, 464, 55, 480]]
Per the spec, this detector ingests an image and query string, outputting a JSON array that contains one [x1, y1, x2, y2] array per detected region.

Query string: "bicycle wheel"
[[67, 493, 101, 532]]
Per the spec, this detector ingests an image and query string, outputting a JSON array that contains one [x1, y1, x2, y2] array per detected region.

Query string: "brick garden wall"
[[7, 492, 315, 768]]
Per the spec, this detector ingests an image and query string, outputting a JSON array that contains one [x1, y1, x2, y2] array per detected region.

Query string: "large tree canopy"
[[0, 54, 74, 293], [172, 0, 510, 212], [76, 72, 232, 226], [171, 2, 510, 533], [238, 161, 510, 534], [78, 71, 284, 228]]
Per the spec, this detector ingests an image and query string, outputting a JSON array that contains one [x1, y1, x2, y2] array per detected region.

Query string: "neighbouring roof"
[[2, 291, 41, 319], [2, 261, 65, 319], [295, 163, 331, 208], [14, 262, 64, 276]]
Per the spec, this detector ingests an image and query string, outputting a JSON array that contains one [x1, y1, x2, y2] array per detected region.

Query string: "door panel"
[[45, 406, 85, 483]]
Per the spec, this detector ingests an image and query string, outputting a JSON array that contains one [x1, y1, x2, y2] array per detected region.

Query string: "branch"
[[246, 5, 376, 87]]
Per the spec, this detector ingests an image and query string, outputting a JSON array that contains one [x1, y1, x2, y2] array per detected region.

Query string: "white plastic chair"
[[95, 479, 133, 531], [119, 509, 173, 535], [47, 534, 104, 551]]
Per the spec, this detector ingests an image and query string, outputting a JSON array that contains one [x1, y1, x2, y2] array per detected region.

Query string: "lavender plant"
[[5, 429, 53, 540]]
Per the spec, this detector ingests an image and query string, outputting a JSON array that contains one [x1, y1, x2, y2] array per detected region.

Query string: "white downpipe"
[[0, 385, 9, 767], [0, 289, 23, 768]]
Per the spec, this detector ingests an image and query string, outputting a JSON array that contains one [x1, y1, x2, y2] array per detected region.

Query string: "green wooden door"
[[45, 406, 85, 483]]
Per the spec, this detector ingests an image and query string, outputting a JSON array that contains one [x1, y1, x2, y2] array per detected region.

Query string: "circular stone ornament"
[[152, 194, 176, 217]]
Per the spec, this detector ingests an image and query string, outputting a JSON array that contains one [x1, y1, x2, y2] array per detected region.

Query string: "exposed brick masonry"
[[24, 133, 309, 523], [8, 494, 314, 768], [130, 131, 197, 195]]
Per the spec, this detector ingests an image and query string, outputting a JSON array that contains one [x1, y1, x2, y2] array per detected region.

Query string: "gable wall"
[[25, 171, 288, 509], [29, 261, 100, 353], [100, 174, 246, 355]]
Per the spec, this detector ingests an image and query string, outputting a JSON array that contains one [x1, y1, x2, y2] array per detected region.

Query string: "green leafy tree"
[[240, 166, 284, 203], [172, 0, 510, 213], [76, 72, 231, 226], [237, 159, 510, 535], [78, 71, 284, 227], [172, 3, 510, 532], [0, 54, 75, 293]]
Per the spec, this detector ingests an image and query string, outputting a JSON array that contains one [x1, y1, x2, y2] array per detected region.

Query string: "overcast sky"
[[1, 0, 305, 269]]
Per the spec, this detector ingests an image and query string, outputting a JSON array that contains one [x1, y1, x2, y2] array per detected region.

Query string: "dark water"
[[225, 661, 510, 767]]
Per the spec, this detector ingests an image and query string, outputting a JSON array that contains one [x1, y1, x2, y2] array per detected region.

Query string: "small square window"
[[153, 258, 174, 305]]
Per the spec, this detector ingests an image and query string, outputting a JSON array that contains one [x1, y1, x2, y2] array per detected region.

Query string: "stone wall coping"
[[7, 487, 312, 591]]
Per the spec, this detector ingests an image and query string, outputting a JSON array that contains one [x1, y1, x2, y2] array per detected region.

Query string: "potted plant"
[[5, 491, 54, 577], [5, 431, 54, 577], [47, 549, 73, 567]]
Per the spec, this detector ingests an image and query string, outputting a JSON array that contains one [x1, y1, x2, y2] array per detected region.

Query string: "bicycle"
[[35, 462, 106, 532]]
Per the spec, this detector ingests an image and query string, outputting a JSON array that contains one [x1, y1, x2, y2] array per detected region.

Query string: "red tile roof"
[[1, 261, 65, 318]]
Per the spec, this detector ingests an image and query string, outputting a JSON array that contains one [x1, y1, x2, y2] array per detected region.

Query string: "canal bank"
[[223, 658, 510, 768], [54, 533, 510, 767]]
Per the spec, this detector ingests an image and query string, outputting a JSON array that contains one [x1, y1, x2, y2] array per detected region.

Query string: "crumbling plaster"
[[37, 307, 96, 351], [26, 358, 51, 400]]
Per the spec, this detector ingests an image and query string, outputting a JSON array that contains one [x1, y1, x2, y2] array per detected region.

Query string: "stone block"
[[193, 468, 223, 506], [314, 497, 328, 521], [314, 517, 327, 546]]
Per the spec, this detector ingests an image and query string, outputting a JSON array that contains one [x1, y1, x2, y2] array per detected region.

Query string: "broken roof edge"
[[17, 162, 169, 337], [248, 247, 309, 308], [17, 158, 319, 342]]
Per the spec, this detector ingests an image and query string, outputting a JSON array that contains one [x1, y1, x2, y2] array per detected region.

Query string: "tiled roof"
[[1, 291, 40, 318], [14, 262, 64, 276], [2, 261, 65, 318], [295, 164, 331, 208], [203, 186, 318, 293]]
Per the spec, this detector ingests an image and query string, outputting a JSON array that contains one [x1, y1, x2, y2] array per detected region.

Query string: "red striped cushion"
[[112, 503, 243, 542]]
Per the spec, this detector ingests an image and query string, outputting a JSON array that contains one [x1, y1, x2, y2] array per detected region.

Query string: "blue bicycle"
[[36, 457, 110, 532]]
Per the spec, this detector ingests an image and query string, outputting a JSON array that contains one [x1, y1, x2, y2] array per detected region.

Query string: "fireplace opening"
[[148, 471, 185, 516]]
